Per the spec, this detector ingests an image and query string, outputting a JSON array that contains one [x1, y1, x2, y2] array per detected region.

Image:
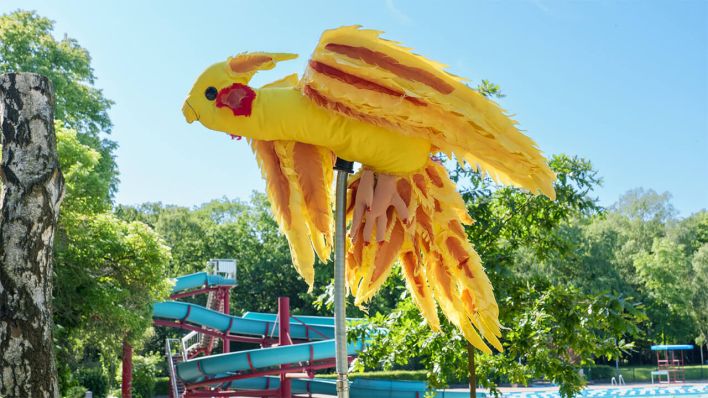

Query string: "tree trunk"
[[0, 73, 64, 398], [467, 342, 476, 398]]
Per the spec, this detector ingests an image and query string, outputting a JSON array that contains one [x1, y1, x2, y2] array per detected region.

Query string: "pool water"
[[499, 384, 708, 398]]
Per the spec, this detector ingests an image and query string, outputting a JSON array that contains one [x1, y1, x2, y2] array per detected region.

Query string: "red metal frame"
[[153, 319, 279, 346], [278, 297, 292, 398], [187, 389, 280, 397], [122, 340, 132, 398], [170, 286, 218, 300], [185, 359, 339, 390], [655, 348, 687, 383]]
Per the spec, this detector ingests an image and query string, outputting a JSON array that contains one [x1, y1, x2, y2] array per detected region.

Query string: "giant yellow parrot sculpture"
[[182, 26, 556, 353]]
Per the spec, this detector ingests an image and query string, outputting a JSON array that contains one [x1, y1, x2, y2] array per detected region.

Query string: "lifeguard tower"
[[651, 344, 692, 384]]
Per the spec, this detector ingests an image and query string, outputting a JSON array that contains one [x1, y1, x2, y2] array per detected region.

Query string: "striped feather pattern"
[[301, 25, 555, 200]]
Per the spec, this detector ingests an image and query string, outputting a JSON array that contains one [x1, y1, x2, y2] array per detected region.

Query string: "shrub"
[[64, 385, 88, 398], [77, 366, 109, 398], [154, 376, 170, 396], [116, 353, 163, 398], [584, 365, 616, 381]]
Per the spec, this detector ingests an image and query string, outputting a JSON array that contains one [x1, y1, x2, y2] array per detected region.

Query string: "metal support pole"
[[279, 297, 292, 398], [122, 339, 133, 398], [333, 158, 353, 398], [222, 287, 231, 353]]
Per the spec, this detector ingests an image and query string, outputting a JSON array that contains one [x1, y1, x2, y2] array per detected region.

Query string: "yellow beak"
[[182, 101, 197, 123]]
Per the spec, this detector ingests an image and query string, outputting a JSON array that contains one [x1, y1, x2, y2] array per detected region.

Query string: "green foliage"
[[54, 212, 171, 351], [116, 353, 162, 398], [489, 284, 643, 397], [0, 10, 112, 136], [475, 80, 506, 99], [56, 122, 111, 213], [63, 385, 89, 398], [53, 121, 170, 393], [571, 191, 706, 344], [76, 366, 109, 398], [0, 9, 118, 197], [583, 365, 615, 381], [154, 377, 170, 396]]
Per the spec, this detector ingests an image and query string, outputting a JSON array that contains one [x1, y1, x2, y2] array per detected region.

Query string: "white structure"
[[208, 259, 237, 282]]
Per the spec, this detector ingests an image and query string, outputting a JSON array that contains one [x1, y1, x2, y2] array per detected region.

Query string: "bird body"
[[185, 85, 431, 174], [182, 26, 557, 353]]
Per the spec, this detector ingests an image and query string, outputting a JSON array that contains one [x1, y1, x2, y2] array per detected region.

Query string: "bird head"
[[182, 52, 297, 133]]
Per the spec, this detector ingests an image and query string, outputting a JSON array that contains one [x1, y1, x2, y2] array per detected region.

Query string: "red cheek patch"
[[216, 83, 256, 116]]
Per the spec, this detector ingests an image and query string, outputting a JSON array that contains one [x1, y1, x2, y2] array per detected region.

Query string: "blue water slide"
[[171, 271, 236, 294], [153, 301, 335, 340], [222, 376, 478, 398], [176, 339, 364, 383], [242, 311, 362, 326]]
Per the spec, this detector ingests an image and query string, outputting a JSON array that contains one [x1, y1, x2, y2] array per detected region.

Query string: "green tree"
[[0, 10, 112, 136], [575, 191, 704, 345], [52, 124, 171, 391], [0, 10, 117, 197], [631, 210, 708, 345]]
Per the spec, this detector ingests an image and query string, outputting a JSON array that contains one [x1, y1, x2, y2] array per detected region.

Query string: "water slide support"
[[278, 297, 292, 398], [122, 339, 132, 398], [334, 158, 353, 398], [220, 286, 231, 353]]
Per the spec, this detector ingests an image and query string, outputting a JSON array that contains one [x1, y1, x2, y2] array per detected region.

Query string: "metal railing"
[[165, 338, 183, 398], [611, 374, 625, 386], [181, 330, 201, 355]]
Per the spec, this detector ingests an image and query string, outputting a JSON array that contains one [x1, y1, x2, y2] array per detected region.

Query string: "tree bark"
[[0, 73, 64, 398], [467, 342, 476, 398]]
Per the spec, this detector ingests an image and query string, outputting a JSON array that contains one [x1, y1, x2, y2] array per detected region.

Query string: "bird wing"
[[300, 26, 555, 199], [250, 139, 335, 288]]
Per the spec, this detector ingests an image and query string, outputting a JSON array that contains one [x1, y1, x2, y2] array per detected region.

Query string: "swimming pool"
[[500, 384, 707, 398]]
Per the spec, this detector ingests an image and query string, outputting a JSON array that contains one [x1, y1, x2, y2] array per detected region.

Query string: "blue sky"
[[3, 1, 707, 216]]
